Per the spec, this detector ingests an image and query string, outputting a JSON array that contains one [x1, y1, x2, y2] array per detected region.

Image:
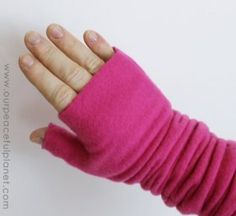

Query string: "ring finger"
[[46, 24, 104, 74]]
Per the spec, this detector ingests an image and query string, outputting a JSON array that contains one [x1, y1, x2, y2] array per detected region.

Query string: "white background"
[[1, 0, 236, 215]]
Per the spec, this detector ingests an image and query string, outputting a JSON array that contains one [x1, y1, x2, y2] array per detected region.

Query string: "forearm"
[[109, 109, 236, 215], [42, 47, 236, 216]]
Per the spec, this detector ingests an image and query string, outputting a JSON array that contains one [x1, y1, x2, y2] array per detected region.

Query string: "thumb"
[[38, 122, 90, 171]]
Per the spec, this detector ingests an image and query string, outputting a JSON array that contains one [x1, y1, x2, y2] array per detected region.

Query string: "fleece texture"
[[42, 47, 236, 216]]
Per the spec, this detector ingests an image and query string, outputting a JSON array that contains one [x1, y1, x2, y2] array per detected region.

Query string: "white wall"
[[1, 0, 236, 215]]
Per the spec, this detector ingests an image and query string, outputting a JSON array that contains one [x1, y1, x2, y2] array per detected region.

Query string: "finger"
[[83, 30, 114, 61], [30, 127, 48, 144], [46, 24, 104, 75], [24, 31, 92, 92], [18, 53, 77, 112]]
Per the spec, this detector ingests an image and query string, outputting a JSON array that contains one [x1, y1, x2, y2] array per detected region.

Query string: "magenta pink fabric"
[[42, 47, 236, 215]]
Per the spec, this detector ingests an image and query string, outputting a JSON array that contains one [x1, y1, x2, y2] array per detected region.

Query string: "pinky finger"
[[83, 30, 114, 62]]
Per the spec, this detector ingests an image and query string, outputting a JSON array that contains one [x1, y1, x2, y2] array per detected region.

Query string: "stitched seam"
[[147, 118, 199, 194], [139, 110, 178, 187]]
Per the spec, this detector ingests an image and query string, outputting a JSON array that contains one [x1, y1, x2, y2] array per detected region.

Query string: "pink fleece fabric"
[[42, 47, 236, 215]]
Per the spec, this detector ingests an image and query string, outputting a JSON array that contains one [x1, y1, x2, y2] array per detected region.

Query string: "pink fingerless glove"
[[42, 47, 236, 216]]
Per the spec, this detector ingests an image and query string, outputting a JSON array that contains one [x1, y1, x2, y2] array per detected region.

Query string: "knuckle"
[[51, 84, 71, 108], [38, 45, 55, 63], [64, 67, 82, 84], [84, 56, 103, 73]]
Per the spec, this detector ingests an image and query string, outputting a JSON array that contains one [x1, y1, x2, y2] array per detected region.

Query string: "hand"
[[18, 24, 114, 144]]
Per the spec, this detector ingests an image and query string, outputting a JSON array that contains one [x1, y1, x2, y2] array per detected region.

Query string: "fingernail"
[[87, 31, 97, 43], [31, 136, 43, 145], [27, 32, 41, 45], [50, 25, 63, 39], [20, 54, 34, 67]]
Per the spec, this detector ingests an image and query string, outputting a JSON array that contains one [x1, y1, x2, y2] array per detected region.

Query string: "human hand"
[[18, 24, 114, 144]]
